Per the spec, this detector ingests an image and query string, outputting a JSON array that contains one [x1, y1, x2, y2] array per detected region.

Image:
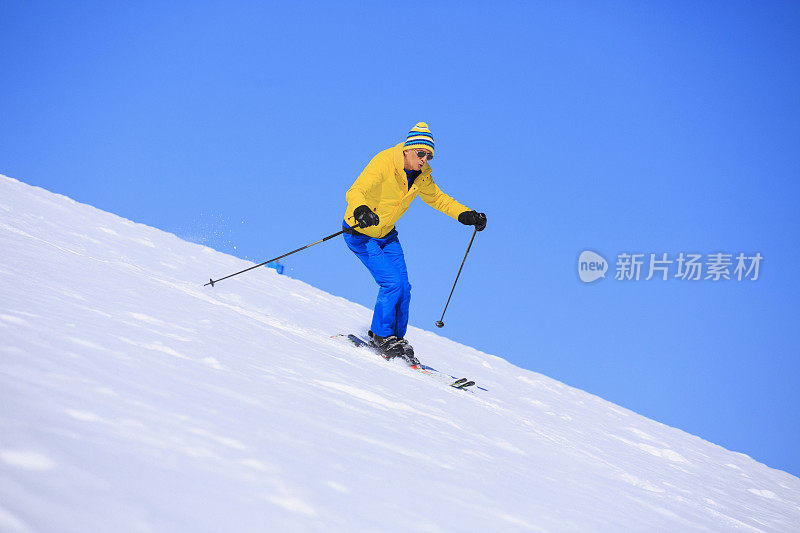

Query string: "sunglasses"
[[416, 150, 433, 161]]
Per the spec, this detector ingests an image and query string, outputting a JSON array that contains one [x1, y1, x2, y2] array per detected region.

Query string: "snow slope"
[[1, 174, 798, 532]]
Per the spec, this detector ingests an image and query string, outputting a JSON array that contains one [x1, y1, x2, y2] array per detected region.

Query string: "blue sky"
[[2, 2, 799, 476]]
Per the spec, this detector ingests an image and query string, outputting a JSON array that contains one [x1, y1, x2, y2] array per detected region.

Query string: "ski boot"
[[369, 331, 420, 366], [394, 338, 420, 367], [368, 331, 405, 360]]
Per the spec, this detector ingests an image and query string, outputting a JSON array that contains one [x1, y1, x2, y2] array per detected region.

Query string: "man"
[[342, 122, 487, 365]]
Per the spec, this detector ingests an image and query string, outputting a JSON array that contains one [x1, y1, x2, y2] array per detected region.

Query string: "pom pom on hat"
[[404, 122, 434, 156]]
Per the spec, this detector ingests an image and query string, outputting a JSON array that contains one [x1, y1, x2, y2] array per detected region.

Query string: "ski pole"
[[435, 228, 478, 328], [205, 223, 360, 287]]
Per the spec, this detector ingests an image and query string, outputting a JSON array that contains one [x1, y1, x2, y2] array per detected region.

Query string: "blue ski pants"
[[343, 228, 411, 338]]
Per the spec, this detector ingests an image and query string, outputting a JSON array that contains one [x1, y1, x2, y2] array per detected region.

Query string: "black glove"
[[354, 205, 380, 228], [458, 210, 487, 231]]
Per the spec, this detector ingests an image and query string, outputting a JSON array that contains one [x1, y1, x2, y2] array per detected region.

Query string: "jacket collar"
[[392, 142, 431, 183]]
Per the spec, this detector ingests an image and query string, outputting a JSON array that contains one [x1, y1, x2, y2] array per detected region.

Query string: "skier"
[[342, 122, 487, 364]]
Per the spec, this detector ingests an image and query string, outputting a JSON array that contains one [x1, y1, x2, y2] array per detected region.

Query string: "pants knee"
[[381, 278, 410, 296], [381, 279, 403, 292]]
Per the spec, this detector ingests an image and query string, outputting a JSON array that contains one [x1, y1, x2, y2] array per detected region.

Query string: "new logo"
[[578, 250, 608, 283]]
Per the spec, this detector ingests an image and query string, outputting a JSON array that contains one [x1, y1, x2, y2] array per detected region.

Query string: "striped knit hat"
[[403, 122, 434, 156]]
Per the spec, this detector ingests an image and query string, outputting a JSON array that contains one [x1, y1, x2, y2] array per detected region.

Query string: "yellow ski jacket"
[[344, 143, 470, 238]]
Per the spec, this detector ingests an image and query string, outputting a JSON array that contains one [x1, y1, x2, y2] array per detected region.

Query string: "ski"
[[332, 334, 487, 392], [453, 380, 475, 390]]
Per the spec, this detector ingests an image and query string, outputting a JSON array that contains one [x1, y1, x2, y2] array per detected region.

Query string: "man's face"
[[403, 149, 433, 171]]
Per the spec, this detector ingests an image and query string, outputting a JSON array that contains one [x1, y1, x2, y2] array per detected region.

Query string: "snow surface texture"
[[1, 174, 798, 533]]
